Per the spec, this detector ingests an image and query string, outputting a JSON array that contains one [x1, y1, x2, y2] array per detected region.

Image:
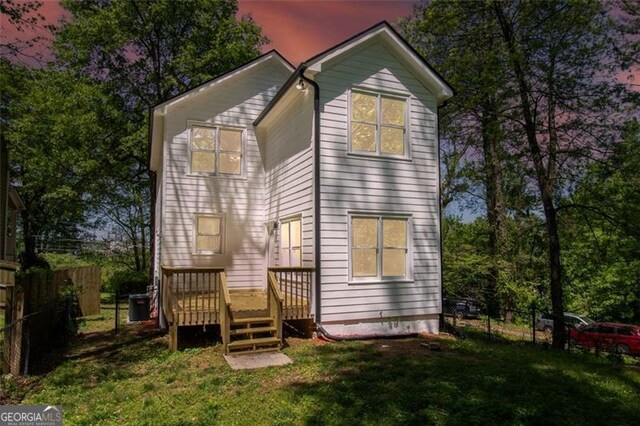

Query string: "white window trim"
[[347, 88, 411, 161], [192, 213, 225, 255], [187, 121, 245, 177], [279, 214, 303, 267], [348, 212, 413, 284]]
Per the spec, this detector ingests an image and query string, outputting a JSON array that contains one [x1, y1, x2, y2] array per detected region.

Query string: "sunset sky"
[[1, 0, 416, 65]]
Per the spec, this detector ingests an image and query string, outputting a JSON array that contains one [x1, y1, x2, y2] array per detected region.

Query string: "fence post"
[[115, 290, 119, 334], [531, 302, 536, 345]]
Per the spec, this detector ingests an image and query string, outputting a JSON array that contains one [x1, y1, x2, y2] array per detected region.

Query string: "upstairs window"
[[280, 216, 302, 266], [190, 126, 243, 175], [194, 214, 223, 254], [350, 91, 407, 157], [350, 215, 410, 281]]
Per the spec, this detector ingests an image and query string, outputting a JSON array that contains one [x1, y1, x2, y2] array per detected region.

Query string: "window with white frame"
[[350, 215, 410, 281], [280, 217, 302, 266], [190, 125, 243, 175], [350, 90, 408, 157], [194, 214, 223, 254]]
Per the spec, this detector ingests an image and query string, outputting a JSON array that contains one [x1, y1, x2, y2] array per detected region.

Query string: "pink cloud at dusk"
[[1, 0, 415, 65], [237, 0, 414, 64]]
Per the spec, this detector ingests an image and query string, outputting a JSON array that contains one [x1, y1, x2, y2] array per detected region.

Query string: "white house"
[[149, 22, 453, 353]]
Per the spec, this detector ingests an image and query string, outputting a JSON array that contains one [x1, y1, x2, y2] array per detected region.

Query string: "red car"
[[569, 322, 640, 355]]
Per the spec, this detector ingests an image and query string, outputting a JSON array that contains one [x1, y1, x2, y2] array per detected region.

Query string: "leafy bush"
[[40, 253, 91, 270], [103, 269, 149, 295]]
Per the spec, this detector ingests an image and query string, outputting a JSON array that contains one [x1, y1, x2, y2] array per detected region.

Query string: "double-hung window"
[[190, 125, 243, 175], [350, 90, 408, 157], [351, 215, 410, 281], [280, 217, 302, 266], [194, 214, 223, 254]]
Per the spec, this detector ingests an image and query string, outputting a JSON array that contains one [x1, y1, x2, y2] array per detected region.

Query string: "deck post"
[[169, 321, 178, 351]]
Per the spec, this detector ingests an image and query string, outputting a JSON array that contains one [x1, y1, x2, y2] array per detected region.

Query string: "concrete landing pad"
[[224, 352, 292, 370]]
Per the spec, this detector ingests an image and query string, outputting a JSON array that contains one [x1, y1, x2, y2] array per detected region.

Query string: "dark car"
[[569, 322, 640, 355], [443, 298, 480, 319], [535, 312, 593, 333]]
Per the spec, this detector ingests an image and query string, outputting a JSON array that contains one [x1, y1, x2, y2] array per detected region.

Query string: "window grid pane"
[[381, 97, 405, 126], [352, 92, 377, 123], [191, 151, 215, 173]]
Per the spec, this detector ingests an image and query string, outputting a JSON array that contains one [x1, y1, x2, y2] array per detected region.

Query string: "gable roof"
[[305, 21, 454, 102], [254, 21, 454, 128], [152, 50, 294, 114], [149, 50, 294, 171]]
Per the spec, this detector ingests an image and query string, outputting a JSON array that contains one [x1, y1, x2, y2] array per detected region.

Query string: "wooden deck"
[[161, 266, 314, 352]]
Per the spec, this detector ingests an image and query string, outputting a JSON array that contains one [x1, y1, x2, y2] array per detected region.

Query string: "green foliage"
[[103, 268, 148, 295], [561, 120, 640, 323], [40, 253, 92, 270], [443, 216, 548, 313]]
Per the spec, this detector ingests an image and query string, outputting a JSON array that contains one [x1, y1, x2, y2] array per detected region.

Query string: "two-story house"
[[149, 22, 453, 353]]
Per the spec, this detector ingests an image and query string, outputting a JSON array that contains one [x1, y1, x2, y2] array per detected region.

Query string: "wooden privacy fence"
[[55, 266, 102, 317], [0, 261, 17, 315], [1, 265, 102, 375]]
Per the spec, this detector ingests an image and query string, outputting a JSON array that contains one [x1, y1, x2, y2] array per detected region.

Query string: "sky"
[[1, 0, 416, 65]]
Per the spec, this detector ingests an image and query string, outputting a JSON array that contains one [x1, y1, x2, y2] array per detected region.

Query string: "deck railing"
[[161, 266, 225, 350], [267, 271, 284, 343], [268, 267, 314, 320]]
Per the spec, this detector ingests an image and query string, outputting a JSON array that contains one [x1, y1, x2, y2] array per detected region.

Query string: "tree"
[[402, 2, 513, 316], [5, 67, 127, 268], [47, 0, 267, 273], [403, 0, 631, 347], [493, 0, 627, 348], [561, 120, 640, 322]]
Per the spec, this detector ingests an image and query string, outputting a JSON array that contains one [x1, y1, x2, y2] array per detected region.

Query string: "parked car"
[[443, 298, 481, 319], [569, 322, 640, 355], [535, 312, 593, 333]]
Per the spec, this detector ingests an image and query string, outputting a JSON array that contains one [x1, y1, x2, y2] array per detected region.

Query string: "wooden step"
[[233, 346, 281, 355], [227, 336, 281, 350], [231, 316, 273, 326], [230, 326, 277, 336]]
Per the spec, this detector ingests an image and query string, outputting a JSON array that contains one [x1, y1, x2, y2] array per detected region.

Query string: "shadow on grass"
[[285, 339, 640, 425], [44, 326, 169, 389]]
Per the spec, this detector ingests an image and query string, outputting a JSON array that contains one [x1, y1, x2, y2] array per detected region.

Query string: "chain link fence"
[[1, 297, 77, 375], [442, 298, 639, 362]]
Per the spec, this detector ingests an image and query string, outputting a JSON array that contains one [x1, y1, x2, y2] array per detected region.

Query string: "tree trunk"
[[494, 2, 566, 348], [480, 104, 504, 318]]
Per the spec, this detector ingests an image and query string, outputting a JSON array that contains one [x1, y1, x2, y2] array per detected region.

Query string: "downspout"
[[297, 66, 322, 325], [437, 102, 445, 331]]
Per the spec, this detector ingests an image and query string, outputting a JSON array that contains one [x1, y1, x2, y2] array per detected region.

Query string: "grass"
[[6, 300, 640, 425]]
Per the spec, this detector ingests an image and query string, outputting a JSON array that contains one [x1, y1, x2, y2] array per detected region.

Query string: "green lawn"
[[9, 302, 640, 425]]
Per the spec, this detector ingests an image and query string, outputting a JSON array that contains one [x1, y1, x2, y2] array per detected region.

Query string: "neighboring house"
[[0, 137, 24, 263], [149, 22, 453, 353]]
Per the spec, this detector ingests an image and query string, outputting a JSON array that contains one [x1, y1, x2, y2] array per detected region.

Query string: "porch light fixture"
[[295, 78, 305, 91]]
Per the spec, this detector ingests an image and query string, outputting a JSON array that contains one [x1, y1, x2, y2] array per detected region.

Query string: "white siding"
[[317, 43, 441, 323], [160, 63, 289, 289], [263, 89, 315, 266]]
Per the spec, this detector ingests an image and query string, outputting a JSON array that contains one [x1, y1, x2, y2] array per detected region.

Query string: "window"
[[350, 215, 410, 281], [350, 90, 407, 157], [190, 125, 243, 175], [194, 214, 223, 254], [280, 217, 302, 266]]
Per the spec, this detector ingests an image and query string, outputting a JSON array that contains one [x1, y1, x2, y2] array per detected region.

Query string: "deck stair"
[[227, 316, 281, 354]]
